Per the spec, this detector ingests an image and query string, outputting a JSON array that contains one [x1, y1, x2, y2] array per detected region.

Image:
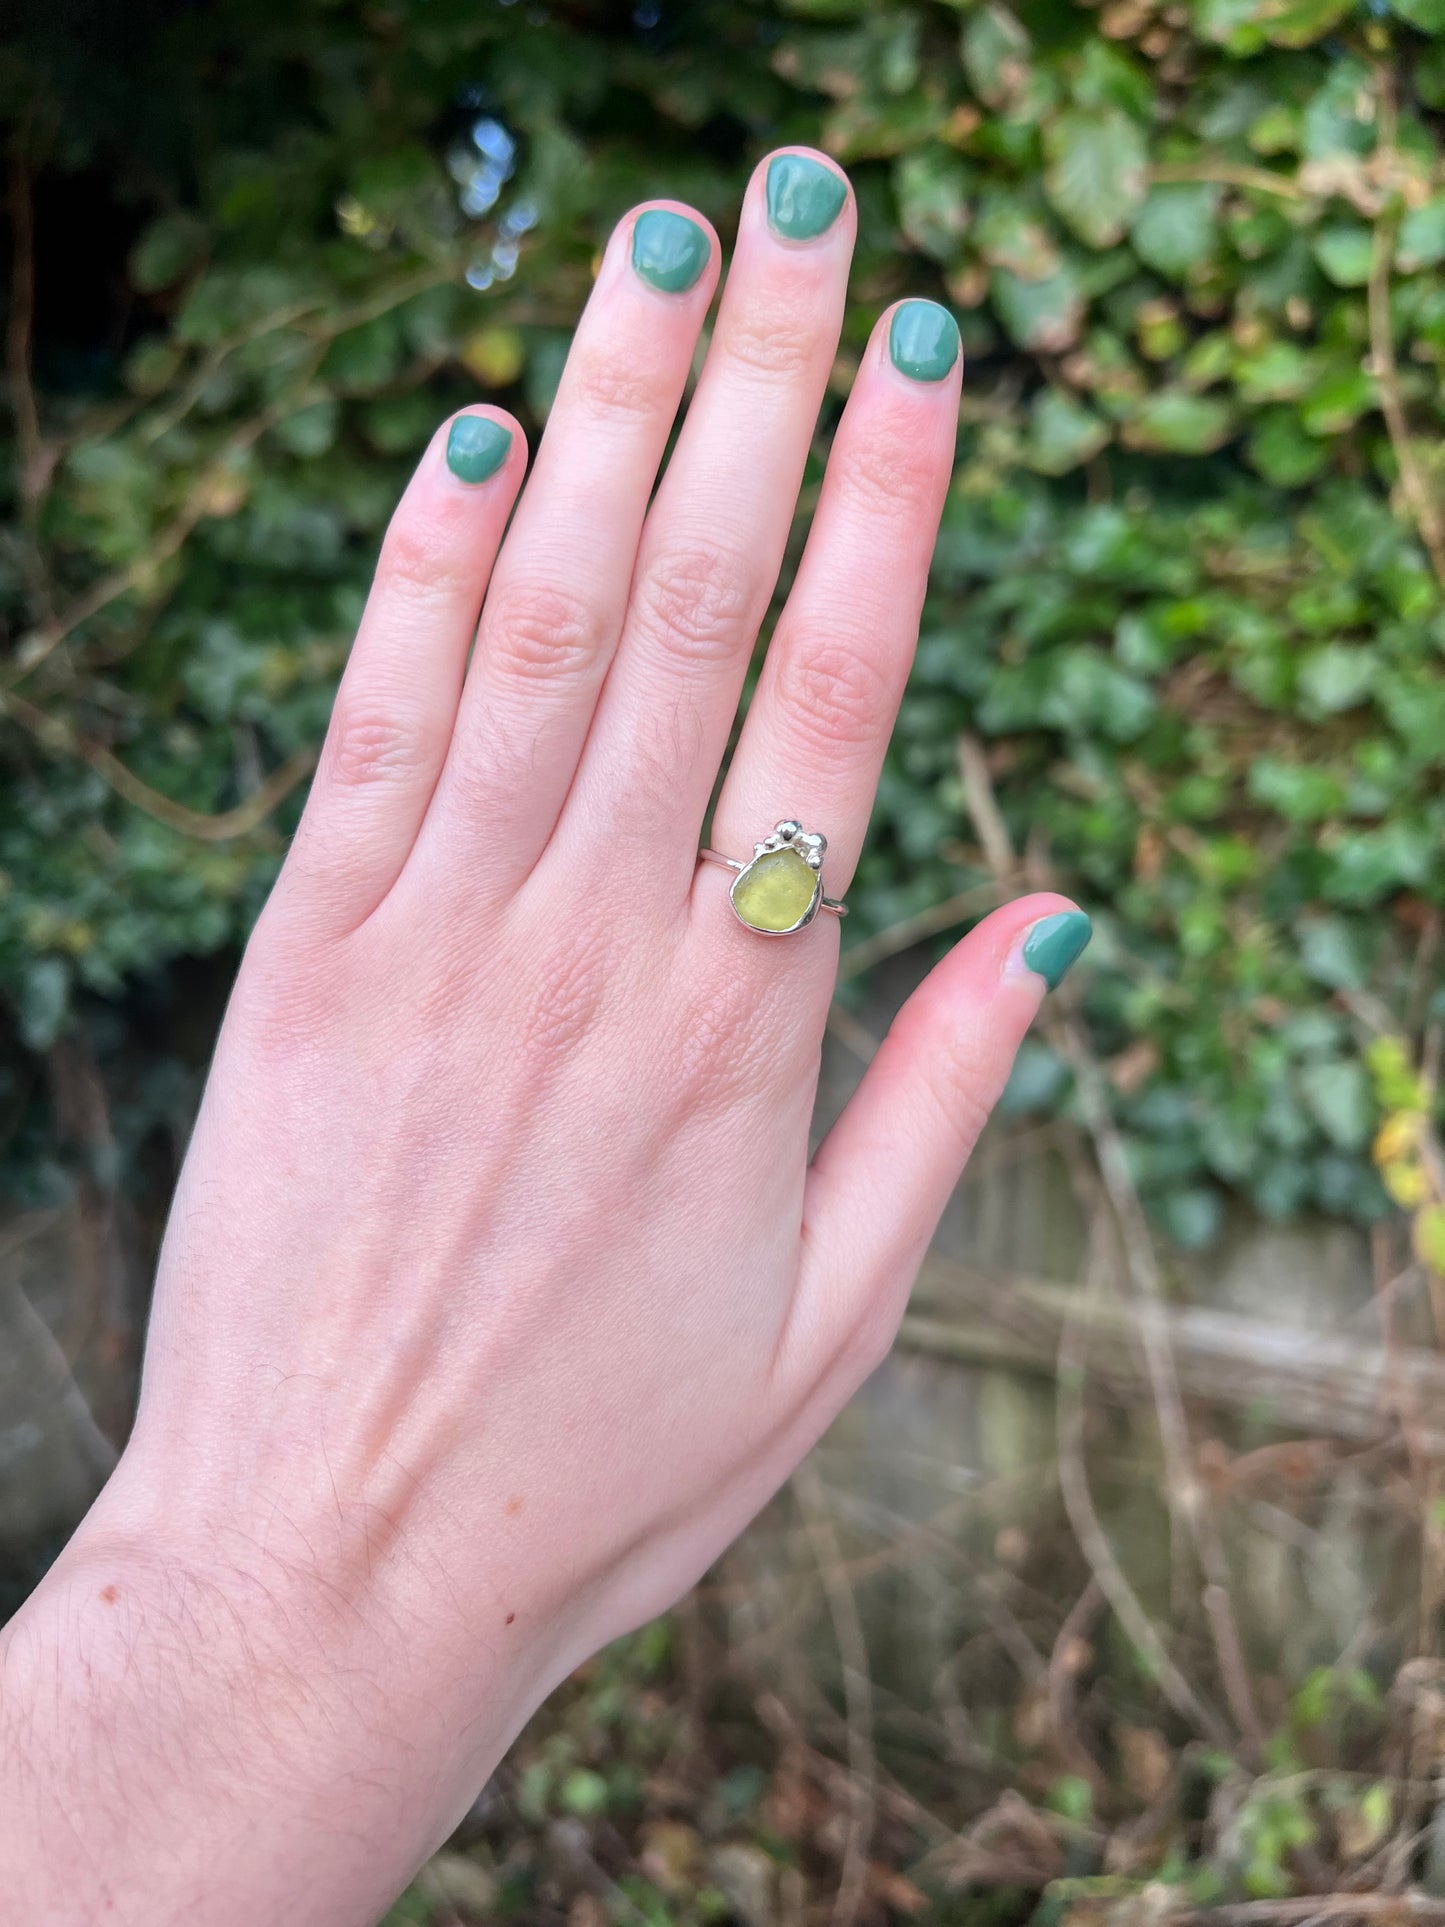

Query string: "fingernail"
[[446, 415, 512, 484], [888, 300, 961, 383], [766, 153, 848, 241], [631, 209, 711, 293], [1020, 911, 1092, 990]]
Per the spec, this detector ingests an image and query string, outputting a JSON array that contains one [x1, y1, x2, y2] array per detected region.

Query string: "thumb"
[[789, 894, 1091, 1386]]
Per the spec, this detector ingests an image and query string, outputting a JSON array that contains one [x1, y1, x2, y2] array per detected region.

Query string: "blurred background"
[[4, 0, 1445, 1919]]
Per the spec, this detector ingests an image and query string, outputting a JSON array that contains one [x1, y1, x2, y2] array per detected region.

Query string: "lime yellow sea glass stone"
[[730, 846, 820, 932]]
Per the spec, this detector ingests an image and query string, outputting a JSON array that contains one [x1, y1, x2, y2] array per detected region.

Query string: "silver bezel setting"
[[728, 820, 827, 936], [697, 819, 848, 933]]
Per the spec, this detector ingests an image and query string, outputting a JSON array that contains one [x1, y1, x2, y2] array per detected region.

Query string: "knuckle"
[[604, 700, 707, 833], [440, 721, 535, 822], [225, 906, 355, 1057], [840, 441, 935, 518], [913, 1042, 994, 1162], [672, 973, 749, 1094], [719, 296, 822, 382], [569, 346, 664, 424], [324, 704, 432, 790], [486, 581, 611, 682], [774, 638, 893, 751], [630, 541, 754, 666], [377, 506, 477, 603], [519, 938, 610, 1060], [671, 965, 792, 1106]]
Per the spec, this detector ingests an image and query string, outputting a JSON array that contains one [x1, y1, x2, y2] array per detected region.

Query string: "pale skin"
[[0, 152, 1086, 1922]]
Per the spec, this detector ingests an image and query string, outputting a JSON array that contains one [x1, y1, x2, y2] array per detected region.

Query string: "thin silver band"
[[698, 845, 848, 917]]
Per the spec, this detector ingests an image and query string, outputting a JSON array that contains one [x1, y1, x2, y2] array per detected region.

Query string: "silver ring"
[[699, 819, 848, 935]]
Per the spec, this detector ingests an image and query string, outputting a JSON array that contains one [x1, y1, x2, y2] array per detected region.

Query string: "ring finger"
[[700, 298, 961, 926]]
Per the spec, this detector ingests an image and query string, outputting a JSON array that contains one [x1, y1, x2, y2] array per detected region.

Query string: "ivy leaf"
[[1249, 411, 1329, 486], [322, 314, 404, 392], [1194, 0, 1264, 47], [990, 263, 1085, 350], [896, 148, 972, 260], [131, 213, 209, 293], [1131, 183, 1221, 279], [1256, 0, 1354, 46], [1235, 342, 1314, 405], [1313, 224, 1374, 288], [559, 1769, 609, 1817], [1302, 59, 1378, 161], [975, 192, 1060, 278], [1392, 0, 1445, 28], [1300, 1061, 1373, 1152], [824, 88, 945, 161], [961, 5, 1031, 112], [1298, 643, 1375, 715], [1248, 758, 1348, 822], [1153, 1184, 1224, 1250], [1026, 388, 1110, 474], [271, 399, 339, 459], [1122, 391, 1236, 453], [1300, 366, 1375, 436], [17, 958, 71, 1051], [1070, 38, 1154, 119], [1418, 43, 1445, 108], [1043, 109, 1148, 249], [1299, 918, 1370, 991], [1397, 197, 1445, 273]]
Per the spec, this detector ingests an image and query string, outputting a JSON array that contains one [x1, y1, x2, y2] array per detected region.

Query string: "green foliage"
[[4, 0, 1445, 1238]]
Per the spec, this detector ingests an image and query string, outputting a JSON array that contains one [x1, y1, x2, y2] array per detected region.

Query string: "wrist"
[[2, 1456, 549, 1924]]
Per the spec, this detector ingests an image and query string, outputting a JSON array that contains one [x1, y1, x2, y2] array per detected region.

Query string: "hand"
[[1, 151, 1088, 1923]]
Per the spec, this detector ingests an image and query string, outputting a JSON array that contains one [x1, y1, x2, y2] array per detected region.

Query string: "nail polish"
[[888, 300, 961, 383], [631, 210, 711, 294], [766, 154, 848, 241], [446, 416, 512, 484], [1021, 911, 1092, 990]]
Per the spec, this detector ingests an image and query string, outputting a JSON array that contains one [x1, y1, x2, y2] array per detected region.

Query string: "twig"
[[793, 1462, 877, 1927], [1178, 1899, 1445, 1925], [2, 688, 316, 840], [899, 1281, 1445, 1456], [136, 260, 458, 451], [1368, 67, 1445, 590], [837, 880, 1012, 982], [136, 303, 327, 450], [7, 134, 45, 516], [1055, 1263, 1234, 1748], [1046, 1577, 1108, 1787], [1148, 161, 1309, 203], [3, 1272, 118, 1484], [954, 712, 1261, 1756], [1405, 912, 1442, 1044], [957, 733, 1015, 879], [750, 1686, 957, 1849], [9, 404, 288, 685], [825, 1002, 880, 1065], [1055, 1015, 1266, 1760]]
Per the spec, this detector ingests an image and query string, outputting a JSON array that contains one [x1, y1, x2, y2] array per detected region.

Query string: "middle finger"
[[552, 149, 854, 879]]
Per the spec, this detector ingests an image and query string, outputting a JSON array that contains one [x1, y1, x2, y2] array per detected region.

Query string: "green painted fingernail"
[[766, 153, 847, 241], [888, 300, 961, 383], [1021, 911, 1092, 991], [446, 416, 512, 484], [631, 209, 710, 293]]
